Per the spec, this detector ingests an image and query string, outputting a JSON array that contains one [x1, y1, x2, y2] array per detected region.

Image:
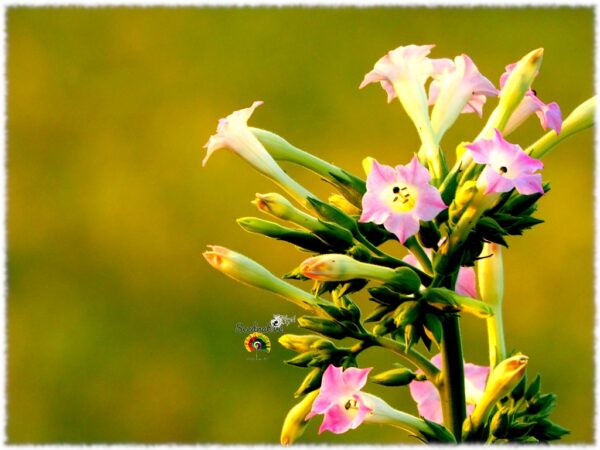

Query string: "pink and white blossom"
[[466, 129, 544, 195], [359, 156, 446, 244], [429, 54, 498, 138], [306, 365, 373, 434]]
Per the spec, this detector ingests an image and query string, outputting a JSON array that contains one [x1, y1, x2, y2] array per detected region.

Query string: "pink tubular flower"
[[466, 129, 544, 195], [359, 44, 452, 103], [429, 54, 498, 121], [403, 253, 477, 298], [359, 156, 446, 244], [306, 365, 373, 434], [500, 63, 562, 135], [409, 354, 489, 424]]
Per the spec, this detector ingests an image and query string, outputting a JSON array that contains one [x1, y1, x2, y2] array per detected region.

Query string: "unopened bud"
[[280, 390, 319, 445], [470, 354, 529, 429], [393, 301, 420, 328], [328, 194, 361, 216], [203, 245, 317, 309], [294, 367, 322, 397], [300, 254, 390, 282], [371, 367, 417, 386], [486, 48, 544, 135], [297, 316, 347, 339], [279, 334, 324, 353]]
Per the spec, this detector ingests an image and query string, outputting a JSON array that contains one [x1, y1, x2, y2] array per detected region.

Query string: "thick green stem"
[[440, 315, 467, 441]]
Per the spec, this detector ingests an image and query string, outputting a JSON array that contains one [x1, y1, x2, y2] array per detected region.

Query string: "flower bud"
[[280, 390, 320, 445], [203, 245, 317, 310], [279, 334, 323, 353], [371, 367, 417, 386], [470, 354, 529, 429], [423, 287, 493, 318], [328, 194, 361, 216], [294, 367, 322, 397], [393, 300, 420, 328], [297, 316, 347, 339], [299, 254, 391, 282], [486, 48, 544, 135]]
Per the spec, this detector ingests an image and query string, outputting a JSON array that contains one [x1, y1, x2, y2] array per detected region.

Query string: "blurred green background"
[[7, 6, 594, 444]]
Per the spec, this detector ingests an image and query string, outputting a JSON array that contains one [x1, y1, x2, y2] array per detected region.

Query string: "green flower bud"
[[203, 245, 317, 310], [299, 254, 400, 284], [388, 267, 422, 294], [285, 351, 320, 367], [279, 334, 323, 353], [485, 48, 544, 135], [236, 217, 331, 253], [294, 367, 322, 397], [393, 300, 420, 328], [424, 287, 493, 318], [297, 316, 347, 339], [371, 367, 417, 386], [490, 408, 510, 438], [280, 390, 319, 445], [328, 194, 361, 216]]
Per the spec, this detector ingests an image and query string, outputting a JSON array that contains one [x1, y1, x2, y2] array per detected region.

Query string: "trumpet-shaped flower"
[[428, 54, 498, 138], [359, 156, 446, 243], [403, 253, 477, 298], [409, 354, 489, 424], [306, 365, 373, 434], [360, 44, 451, 103], [203, 102, 313, 204], [499, 63, 562, 135], [466, 129, 544, 195]]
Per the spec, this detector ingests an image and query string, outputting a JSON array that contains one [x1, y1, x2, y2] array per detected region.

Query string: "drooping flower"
[[203, 102, 313, 204], [409, 354, 489, 424], [359, 156, 447, 244], [499, 63, 562, 135], [428, 54, 498, 138], [306, 365, 373, 434], [466, 129, 544, 195], [403, 253, 477, 298]]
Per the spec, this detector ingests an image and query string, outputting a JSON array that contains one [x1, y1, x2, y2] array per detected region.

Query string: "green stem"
[[369, 335, 440, 383], [439, 314, 467, 442], [405, 236, 433, 275], [486, 305, 506, 369]]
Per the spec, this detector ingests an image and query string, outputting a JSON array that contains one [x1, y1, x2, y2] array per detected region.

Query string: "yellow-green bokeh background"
[[7, 6, 594, 443]]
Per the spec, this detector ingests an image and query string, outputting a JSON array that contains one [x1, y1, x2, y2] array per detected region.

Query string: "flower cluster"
[[202, 43, 593, 444]]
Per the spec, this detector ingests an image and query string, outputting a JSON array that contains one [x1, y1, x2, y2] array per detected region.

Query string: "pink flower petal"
[[536, 100, 562, 134], [397, 155, 432, 186], [352, 393, 374, 429], [384, 213, 420, 244], [342, 367, 372, 392], [318, 403, 353, 434], [482, 166, 514, 194], [413, 185, 447, 221]]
